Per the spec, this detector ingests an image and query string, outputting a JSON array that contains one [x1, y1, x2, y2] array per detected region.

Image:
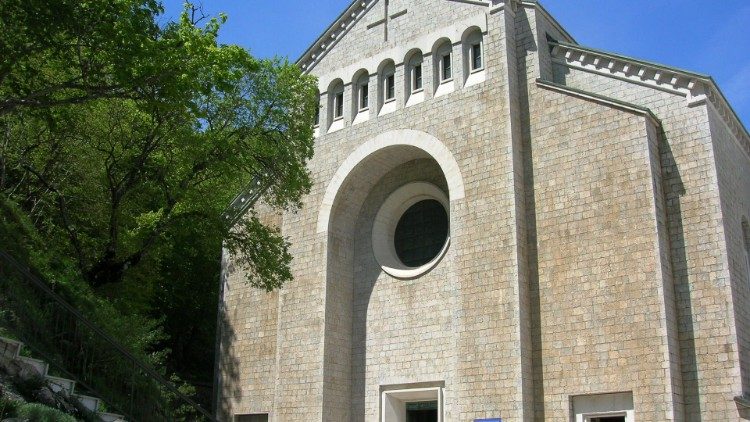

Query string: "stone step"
[[0, 336, 23, 359], [0, 337, 125, 421], [98, 412, 127, 422], [46, 375, 76, 395], [17, 356, 49, 376], [75, 394, 101, 413]]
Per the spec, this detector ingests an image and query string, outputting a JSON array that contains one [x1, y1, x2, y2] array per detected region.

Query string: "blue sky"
[[159, 1, 750, 126]]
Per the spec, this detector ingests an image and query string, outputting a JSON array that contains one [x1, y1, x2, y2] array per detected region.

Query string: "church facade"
[[216, 1, 750, 421]]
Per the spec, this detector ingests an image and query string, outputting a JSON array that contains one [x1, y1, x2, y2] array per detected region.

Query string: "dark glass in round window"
[[394, 199, 449, 268]]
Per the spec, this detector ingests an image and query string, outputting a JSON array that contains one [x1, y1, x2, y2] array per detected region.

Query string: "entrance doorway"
[[382, 387, 443, 422], [572, 391, 634, 422], [590, 417, 626, 422], [406, 401, 438, 422]]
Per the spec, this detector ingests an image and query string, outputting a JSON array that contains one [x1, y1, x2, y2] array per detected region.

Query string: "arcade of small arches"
[[316, 26, 486, 134]]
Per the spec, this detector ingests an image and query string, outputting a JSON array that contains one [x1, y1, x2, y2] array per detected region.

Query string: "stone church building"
[[216, 0, 750, 420]]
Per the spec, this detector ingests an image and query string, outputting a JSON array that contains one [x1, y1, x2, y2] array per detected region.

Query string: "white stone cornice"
[[549, 41, 750, 158], [297, 0, 375, 73], [536, 79, 660, 127]]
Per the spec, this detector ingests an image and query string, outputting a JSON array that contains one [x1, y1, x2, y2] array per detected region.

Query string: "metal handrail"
[[0, 250, 216, 421], [222, 175, 269, 227]]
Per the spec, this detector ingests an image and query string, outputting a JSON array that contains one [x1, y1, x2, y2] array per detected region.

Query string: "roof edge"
[[554, 41, 711, 80], [296, 0, 559, 73], [549, 41, 750, 153], [295, 0, 372, 67], [522, 1, 576, 44], [536, 79, 659, 124]]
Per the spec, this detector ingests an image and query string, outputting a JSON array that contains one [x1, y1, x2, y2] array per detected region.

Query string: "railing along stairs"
[[0, 251, 216, 422]]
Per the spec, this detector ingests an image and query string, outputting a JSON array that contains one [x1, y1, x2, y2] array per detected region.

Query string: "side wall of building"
[[526, 81, 682, 420], [217, 208, 282, 420], [709, 104, 750, 404], [544, 20, 744, 420]]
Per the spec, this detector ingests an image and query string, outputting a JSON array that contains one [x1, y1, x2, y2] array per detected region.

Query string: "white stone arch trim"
[[316, 129, 465, 233]]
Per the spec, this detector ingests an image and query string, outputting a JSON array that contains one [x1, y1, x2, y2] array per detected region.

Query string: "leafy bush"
[[16, 403, 77, 422]]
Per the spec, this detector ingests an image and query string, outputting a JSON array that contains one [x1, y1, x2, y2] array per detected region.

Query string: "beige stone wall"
[[351, 159, 451, 420], [708, 105, 750, 407], [217, 1, 749, 421], [265, 3, 520, 420], [555, 64, 742, 419], [217, 207, 282, 420], [309, 0, 484, 92], [526, 83, 681, 420]]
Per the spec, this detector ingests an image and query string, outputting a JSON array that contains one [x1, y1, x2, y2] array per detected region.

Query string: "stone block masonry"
[[217, 1, 750, 421]]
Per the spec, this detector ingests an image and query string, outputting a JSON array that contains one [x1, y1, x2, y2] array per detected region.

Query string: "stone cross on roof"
[[366, 0, 408, 42]]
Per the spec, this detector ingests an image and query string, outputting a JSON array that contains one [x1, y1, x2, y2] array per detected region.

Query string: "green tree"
[[1, 0, 317, 400], [2, 2, 316, 291], [0, 0, 164, 115]]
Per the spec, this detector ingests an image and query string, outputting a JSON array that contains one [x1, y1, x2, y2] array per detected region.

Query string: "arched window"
[[378, 60, 397, 115], [462, 27, 485, 87], [405, 50, 424, 94], [354, 71, 370, 112], [432, 39, 454, 97], [405, 49, 424, 106], [382, 64, 396, 102], [352, 69, 370, 124], [327, 79, 345, 132], [743, 218, 750, 286]]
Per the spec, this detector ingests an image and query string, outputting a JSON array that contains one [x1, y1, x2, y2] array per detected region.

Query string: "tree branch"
[[21, 163, 86, 271]]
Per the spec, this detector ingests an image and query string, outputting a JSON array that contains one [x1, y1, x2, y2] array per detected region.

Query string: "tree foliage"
[[1, 0, 317, 396]]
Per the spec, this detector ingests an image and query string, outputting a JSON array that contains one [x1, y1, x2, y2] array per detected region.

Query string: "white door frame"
[[581, 411, 633, 422], [381, 387, 443, 422]]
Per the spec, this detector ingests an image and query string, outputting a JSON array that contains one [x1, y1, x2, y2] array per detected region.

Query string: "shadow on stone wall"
[[513, 6, 544, 420], [350, 253, 380, 422], [349, 160, 449, 421], [214, 254, 241, 420], [661, 134, 701, 418]]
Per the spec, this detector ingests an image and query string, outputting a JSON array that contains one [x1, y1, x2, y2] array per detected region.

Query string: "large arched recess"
[[317, 129, 465, 421], [317, 129, 465, 233]]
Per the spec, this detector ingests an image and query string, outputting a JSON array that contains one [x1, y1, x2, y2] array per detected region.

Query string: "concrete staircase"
[[0, 336, 126, 422]]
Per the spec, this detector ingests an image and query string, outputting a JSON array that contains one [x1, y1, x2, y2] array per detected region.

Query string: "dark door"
[[592, 417, 626, 422], [405, 401, 438, 422]]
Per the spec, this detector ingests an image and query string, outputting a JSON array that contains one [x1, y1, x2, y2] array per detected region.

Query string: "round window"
[[372, 182, 451, 279], [394, 199, 449, 267]]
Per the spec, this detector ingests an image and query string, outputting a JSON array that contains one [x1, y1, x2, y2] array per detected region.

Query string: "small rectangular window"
[[334, 92, 344, 118], [441, 53, 452, 81], [314, 105, 320, 126], [386, 74, 395, 100], [360, 83, 369, 110], [471, 43, 483, 71], [413, 65, 423, 91]]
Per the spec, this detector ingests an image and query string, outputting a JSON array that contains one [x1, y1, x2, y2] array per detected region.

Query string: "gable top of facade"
[[295, 0, 749, 155], [295, 0, 575, 74]]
